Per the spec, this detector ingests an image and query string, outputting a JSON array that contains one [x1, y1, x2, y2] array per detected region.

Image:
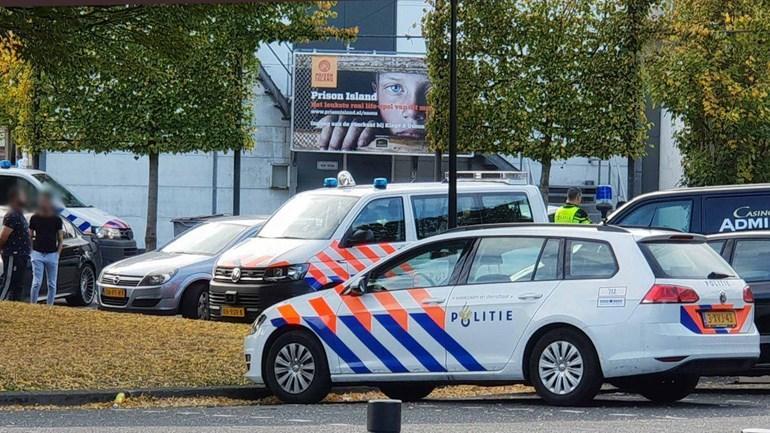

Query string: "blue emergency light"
[[0, 160, 12, 169], [596, 185, 613, 204], [373, 178, 388, 189], [323, 177, 338, 188]]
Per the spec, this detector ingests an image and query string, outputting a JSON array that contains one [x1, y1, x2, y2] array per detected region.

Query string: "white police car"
[[244, 224, 759, 406], [0, 163, 136, 266]]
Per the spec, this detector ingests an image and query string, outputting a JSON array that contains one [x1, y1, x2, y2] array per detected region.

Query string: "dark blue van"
[[607, 184, 770, 234]]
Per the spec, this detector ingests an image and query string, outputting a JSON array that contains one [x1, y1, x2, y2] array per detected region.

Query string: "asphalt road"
[[3, 388, 770, 433]]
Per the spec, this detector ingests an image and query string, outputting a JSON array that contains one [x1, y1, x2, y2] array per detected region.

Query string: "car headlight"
[[140, 270, 177, 286], [263, 264, 309, 282], [96, 226, 122, 240], [249, 314, 267, 335]]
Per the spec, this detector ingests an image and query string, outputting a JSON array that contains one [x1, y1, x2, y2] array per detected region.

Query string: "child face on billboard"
[[375, 72, 430, 138]]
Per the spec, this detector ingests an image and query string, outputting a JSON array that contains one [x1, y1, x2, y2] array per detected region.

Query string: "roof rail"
[[445, 171, 529, 185], [614, 224, 683, 233], [444, 222, 629, 234]]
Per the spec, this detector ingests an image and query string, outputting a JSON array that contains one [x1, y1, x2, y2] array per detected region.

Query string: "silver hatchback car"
[[97, 216, 264, 319]]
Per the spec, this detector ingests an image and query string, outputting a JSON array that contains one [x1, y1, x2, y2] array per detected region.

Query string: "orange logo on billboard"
[[311, 56, 338, 88]]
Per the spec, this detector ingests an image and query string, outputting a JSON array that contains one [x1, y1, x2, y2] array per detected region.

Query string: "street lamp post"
[[447, 0, 458, 229]]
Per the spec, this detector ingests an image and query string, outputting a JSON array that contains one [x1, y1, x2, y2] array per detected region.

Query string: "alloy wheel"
[[80, 267, 96, 305], [274, 342, 316, 395], [538, 340, 584, 395], [197, 291, 209, 320]]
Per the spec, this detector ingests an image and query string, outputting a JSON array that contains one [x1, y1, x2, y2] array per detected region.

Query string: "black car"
[[607, 184, 770, 234], [0, 215, 98, 306], [708, 231, 770, 365]]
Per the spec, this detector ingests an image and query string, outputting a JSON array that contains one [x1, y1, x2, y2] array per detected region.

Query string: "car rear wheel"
[[66, 265, 96, 306], [529, 328, 603, 406], [379, 384, 435, 402], [635, 375, 699, 403], [265, 330, 330, 404], [180, 283, 209, 320]]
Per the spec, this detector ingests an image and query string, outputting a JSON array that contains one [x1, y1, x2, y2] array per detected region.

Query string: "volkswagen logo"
[[231, 267, 241, 283], [112, 275, 120, 285], [720, 291, 727, 304]]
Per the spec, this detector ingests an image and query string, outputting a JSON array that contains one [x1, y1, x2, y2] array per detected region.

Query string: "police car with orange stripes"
[[244, 224, 759, 406], [209, 171, 548, 322]]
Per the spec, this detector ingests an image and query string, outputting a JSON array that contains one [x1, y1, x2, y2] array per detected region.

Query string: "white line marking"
[[288, 419, 312, 423], [609, 413, 637, 417], [560, 410, 584, 414]]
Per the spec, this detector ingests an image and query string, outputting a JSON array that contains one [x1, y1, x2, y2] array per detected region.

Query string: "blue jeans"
[[30, 251, 59, 305]]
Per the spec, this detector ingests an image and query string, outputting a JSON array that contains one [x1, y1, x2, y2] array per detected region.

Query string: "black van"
[[607, 184, 770, 234]]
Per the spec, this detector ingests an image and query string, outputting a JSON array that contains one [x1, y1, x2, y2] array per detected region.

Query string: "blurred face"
[[12, 190, 27, 210], [375, 72, 430, 138], [38, 194, 54, 214]]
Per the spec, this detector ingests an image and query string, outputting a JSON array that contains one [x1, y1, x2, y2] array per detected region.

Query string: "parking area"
[[2, 387, 770, 433]]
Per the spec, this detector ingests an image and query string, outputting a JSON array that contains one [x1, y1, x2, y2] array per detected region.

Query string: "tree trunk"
[[539, 158, 552, 206], [145, 150, 159, 251]]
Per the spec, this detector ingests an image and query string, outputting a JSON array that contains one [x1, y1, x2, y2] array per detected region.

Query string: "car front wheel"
[[529, 328, 603, 406], [66, 265, 96, 306], [265, 330, 330, 404]]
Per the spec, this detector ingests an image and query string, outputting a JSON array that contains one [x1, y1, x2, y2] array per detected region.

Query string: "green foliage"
[[424, 0, 651, 194], [646, 0, 770, 186], [0, 3, 354, 156]]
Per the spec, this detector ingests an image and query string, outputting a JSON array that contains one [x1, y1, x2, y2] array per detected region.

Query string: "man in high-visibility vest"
[[554, 187, 592, 224]]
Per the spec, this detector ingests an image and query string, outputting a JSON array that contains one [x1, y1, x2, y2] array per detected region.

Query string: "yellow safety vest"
[[554, 204, 591, 224]]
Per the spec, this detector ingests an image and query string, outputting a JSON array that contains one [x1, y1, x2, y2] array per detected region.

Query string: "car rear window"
[[639, 241, 736, 279]]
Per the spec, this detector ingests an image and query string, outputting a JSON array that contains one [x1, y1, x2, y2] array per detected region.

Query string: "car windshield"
[[640, 241, 737, 279], [162, 222, 248, 255], [259, 194, 359, 240], [32, 173, 87, 208]]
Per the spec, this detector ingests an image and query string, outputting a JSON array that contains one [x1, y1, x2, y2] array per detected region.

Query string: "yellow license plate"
[[702, 311, 737, 328], [222, 306, 246, 318], [103, 287, 126, 298]]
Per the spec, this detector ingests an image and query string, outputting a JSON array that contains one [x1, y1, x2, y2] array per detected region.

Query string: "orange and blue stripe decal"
[[680, 304, 752, 335], [339, 315, 409, 373], [373, 313, 446, 372], [304, 316, 370, 374], [411, 312, 485, 371]]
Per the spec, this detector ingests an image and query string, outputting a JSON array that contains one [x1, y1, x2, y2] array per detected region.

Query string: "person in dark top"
[[0, 187, 31, 301], [29, 192, 64, 305]]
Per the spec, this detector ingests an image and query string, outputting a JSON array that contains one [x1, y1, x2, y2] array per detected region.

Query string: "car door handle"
[[421, 297, 445, 305], [518, 293, 543, 300]]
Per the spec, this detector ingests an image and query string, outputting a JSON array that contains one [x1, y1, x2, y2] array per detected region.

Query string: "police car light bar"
[[450, 171, 529, 185]]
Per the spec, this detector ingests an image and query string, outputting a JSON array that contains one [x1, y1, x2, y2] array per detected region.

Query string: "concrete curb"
[[0, 386, 270, 407]]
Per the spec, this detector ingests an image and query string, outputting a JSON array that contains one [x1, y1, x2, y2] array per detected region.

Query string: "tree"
[[646, 0, 770, 186], [3, 3, 354, 249], [424, 0, 651, 201]]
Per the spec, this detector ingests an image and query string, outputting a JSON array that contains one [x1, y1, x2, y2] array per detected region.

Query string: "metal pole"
[[233, 149, 241, 215], [212, 151, 218, 214], [447, 0, 459, 228], [434, 149, 442, 181]]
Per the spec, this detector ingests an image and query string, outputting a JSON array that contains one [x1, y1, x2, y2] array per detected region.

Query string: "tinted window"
[[62, 218, 77, 239], [412, 192, 533, 239], [619, 200, 692, 232], [708, 240, 726, 255], [640, 241, 736, 279], [468, 237, 544, 284], [368, 240, 469, 291], [534, 238, 561, 281], [567, 240, 617, 279], [732, 239, 770, 283], [347, 197, 405, 245], [704, 194, 770, 234]]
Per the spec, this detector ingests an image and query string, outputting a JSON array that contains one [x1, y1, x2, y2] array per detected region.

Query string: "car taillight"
[[744, 286, 754, 303], [641, 284, 700, 304]]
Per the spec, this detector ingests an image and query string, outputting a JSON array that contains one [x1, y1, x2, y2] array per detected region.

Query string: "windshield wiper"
[[707, 271, 732, 279]]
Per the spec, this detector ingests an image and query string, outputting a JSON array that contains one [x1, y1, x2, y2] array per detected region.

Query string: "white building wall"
[[44, 80, 290, 248]]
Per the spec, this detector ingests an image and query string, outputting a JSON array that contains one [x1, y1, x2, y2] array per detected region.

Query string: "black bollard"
[[367, 399, 401, 433]]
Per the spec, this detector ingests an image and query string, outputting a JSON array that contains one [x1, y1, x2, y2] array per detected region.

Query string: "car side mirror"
[[344, 229, 374, 247], [348, 276, 368, 296]]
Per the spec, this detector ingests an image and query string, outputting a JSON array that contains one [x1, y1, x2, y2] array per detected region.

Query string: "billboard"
[[292, 53, 432, 156]]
